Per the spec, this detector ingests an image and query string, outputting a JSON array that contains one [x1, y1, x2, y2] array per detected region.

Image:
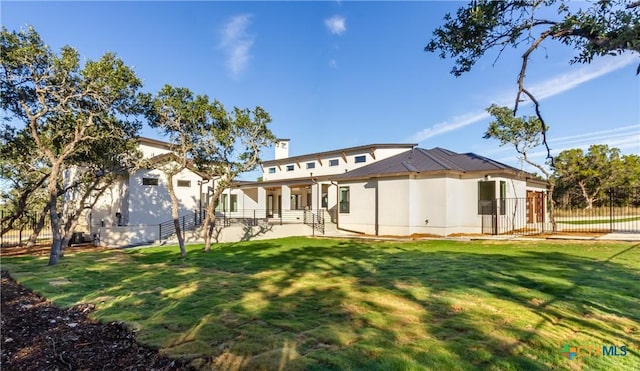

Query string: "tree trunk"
[[203, 185, 227, 252], [203, 200, 216, 252], [26, 209, 49, 251], [47, 165, 62, 266], [167, 173, 186, 256], [47, 194, 62, 266], [547, 183, 557, 233]]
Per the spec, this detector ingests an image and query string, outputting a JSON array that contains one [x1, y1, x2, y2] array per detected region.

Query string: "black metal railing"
[[304, 210, 325, 235], [480, 197, 547, 236], [159, 210, 206, 241]]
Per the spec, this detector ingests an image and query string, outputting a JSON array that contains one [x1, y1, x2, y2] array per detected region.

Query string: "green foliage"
[[3, 237, 639, 370], [554, 144, 636, 208], [484, 104, 551, 177], [426, 0, 640, 76], [1, 26, 144, 264]]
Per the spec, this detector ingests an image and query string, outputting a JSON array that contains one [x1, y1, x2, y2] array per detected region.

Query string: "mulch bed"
[[1, 269, 194, 370]]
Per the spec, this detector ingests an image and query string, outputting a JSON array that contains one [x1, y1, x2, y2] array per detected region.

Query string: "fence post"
[[493, 199, 498, 235], [609, 188, 614, 233], [182, 216, 186, 239], [159, 223, 162, 241]]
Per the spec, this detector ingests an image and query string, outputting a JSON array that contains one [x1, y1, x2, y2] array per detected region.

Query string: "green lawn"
[[2, 237, 639, 370]]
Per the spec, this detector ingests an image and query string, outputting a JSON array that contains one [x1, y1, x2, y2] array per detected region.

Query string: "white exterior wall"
[[378, 178, 411, 235], [336, 180, 377, 234], [337, 174, 542, 237], [262, 147, 411, 181], [90, 175, 129, 228], [138, 142, 171, 159], [127, 167, 204, 225]]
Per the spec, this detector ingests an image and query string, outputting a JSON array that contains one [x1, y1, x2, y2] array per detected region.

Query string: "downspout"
[[374, 178, 379, 236], [330, 181, 339, 229]]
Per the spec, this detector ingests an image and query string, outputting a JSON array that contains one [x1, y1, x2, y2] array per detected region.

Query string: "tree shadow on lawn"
[[17, 239, 637, 370], [178, 239, 640, 370]]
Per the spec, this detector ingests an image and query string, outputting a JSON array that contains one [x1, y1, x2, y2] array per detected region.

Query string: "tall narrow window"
[[217, 194, 228, 212], [499, 181, 506, 215], [478, 181, 495, 215], [230, 194, 238, 212], [339, 186, 350, 213]]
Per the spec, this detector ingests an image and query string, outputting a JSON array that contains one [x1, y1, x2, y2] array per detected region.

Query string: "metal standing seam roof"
[[331, 147, 532, 180]]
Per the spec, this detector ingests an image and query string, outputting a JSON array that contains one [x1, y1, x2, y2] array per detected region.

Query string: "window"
[[499, 181, 506, 215], [321, 193, 328, 208], [478, 181, 495, 215], [230, 194, 238, 212], [177, 180, 191, 187], [286, 165, 295, 171], [354, 155, 366, 163], [143, 177, 159, 186], [329, 159, 339, 167], [339, 186, 350, 213], [306, 162, 315, 169], [268, 167, 276, 174], [216, 194, 228, 212]]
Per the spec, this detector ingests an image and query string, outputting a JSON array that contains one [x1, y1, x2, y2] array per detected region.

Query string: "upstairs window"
[[306, 162, 315, 169], [177, 180, 191, 187], [354, 155, 366, 163], [286, 165, 295, 171], [143, 177, 159, 186], [268, 167, 276, 174], [329, 159, 339, 167]]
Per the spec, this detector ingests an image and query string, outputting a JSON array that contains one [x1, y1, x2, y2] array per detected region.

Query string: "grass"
[[556, 216, 640, 225], [2, 237, 639, 370]]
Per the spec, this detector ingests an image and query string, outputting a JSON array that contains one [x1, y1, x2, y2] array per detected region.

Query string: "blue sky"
[[3, 1, 639, 180]]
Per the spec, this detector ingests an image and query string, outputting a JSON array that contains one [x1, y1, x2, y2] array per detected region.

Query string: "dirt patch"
[[1, 270, 193, 370]]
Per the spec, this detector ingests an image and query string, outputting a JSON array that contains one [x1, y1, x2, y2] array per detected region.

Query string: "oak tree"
[[1, 26, 144, 265], [194, 106, 275, 252], [427, 0, 640, 159], [484, 104, 556, 230]]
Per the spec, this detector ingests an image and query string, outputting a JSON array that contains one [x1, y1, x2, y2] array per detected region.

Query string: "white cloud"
[[408, 111, 490, 142], [219, 15, 254, 77], [325, 15, 346, 35], [408, 54, 638, 144], [526, 53, 638, 101]]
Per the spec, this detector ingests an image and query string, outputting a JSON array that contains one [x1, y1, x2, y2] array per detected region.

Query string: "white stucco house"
[[229, 139, 549, 237], [88, 137, 209, 246], [85, 137, 549, 246], [328, 147, 549, 236]]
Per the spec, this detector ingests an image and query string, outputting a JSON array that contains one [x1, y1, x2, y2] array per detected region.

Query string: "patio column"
[[311, 182, 320, 211], [281, 185, 291, 211], [257, 187, 266, 218]]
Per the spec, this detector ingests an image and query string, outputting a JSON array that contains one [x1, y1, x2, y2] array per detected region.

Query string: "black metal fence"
[[1, 211, 52, 248], [480, 187, 640, 235], [554, 187, 640, 234], [158, 209, 327, 241]]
